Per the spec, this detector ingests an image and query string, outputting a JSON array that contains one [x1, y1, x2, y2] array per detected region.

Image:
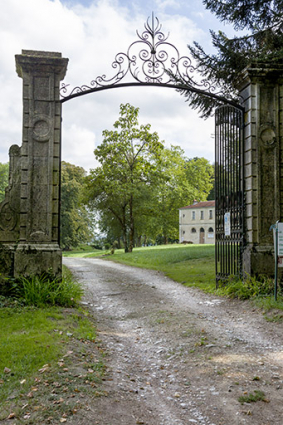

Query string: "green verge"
[[0, 307, 95, 404], [0, 266, 106, 423]]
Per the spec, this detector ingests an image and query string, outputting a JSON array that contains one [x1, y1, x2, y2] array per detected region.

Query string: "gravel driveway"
[[64, 257, 283, 425]]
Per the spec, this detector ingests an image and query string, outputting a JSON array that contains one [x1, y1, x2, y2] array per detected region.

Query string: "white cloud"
[[0, 0, 215, 171]]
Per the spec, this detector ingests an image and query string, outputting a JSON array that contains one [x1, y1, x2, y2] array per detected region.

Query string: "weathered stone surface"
[[236, 62, 283, 276], [14, 243, 62, 278], [0, 50, 68, 279], [0, 145, 21, 264]]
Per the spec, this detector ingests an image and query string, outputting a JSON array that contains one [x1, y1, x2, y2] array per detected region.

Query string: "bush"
[[3, 267, 83, 308], [217, 274, 275, 300]]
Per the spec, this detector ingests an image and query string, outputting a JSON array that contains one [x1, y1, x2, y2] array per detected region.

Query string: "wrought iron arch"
[[60, 15, 246, 283], [60, 14, 242, 109]]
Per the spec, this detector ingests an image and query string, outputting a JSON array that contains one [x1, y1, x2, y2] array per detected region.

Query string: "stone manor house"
[[179, 201, 215, 244]]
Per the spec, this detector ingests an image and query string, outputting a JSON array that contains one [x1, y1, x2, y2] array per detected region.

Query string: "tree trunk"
[[121, 205, 128, 253], [129, 195, 134, 253], [137, 235, 142, 247], [123, 230, 128, 253]]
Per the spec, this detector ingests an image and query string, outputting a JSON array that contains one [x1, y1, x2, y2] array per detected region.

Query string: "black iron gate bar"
[[215, 105, 245, 284]]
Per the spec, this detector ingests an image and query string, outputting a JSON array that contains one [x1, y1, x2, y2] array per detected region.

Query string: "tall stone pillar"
[[236, 63, 283, 276], [14, 50, 68, 277]]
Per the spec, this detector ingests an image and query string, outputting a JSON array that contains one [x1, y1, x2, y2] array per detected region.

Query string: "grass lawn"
[[82, 244, 216, 292], [0, 265, 105, 423]]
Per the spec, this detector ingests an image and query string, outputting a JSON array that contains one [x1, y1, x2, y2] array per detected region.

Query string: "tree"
[[0, 163, 9, 203], [175, 0, 283, 117], [60, 161, 94, 249], [151, 150, 214, 243], [85, 103, 164, 253], [185, 157, 214, 200]]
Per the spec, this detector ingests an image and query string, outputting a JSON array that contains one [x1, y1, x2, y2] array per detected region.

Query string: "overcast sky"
[[0, 0, 236, 171]]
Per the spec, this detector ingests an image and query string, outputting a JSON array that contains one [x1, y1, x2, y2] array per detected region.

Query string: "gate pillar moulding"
[[13, 50, 68, 277], [236, 62, 283, 276]]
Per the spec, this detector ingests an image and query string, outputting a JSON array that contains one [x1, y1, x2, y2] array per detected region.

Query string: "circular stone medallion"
[[32, 116, 51, 142], [260, 127, 276, 146]]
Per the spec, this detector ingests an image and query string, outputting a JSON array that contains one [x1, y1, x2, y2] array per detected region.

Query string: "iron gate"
[[215, 105, 245, 284]]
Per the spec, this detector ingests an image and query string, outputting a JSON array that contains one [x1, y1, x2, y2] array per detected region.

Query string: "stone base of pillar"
[[14, 244, 62, 278], [243, 245, 275, 277], [0, 244, 17, 279]]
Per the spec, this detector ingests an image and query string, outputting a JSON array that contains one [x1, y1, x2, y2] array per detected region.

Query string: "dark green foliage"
[[1, 267, 83, 307], [217, 274, 275, 299], [175, 0, 283, 117], [60, 161, 94, 249]]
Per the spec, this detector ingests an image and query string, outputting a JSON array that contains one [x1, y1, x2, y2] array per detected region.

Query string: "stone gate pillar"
[[14, 50, 68, 277], [236, 62, 283, 276]]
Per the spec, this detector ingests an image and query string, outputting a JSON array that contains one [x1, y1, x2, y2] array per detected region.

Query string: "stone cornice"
[[15, 50, 68, 80]]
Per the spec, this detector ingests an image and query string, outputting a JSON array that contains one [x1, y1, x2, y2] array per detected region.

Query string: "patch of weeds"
[[1, 266, 83, 308], [264, 313, 283, 322], [216, 274, 275, 300], [253, 295, 283, 314], [195, 336, 208, 347], [238, 390, 267, 404], [15, 270, 82, 308], [181, 328, 195, 338], [252, 376, 261, 381]]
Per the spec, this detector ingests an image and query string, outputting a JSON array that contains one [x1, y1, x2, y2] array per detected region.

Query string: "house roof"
[[179, 200, 215, 210]]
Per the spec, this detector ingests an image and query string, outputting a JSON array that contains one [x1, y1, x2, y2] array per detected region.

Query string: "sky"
[[0, 0, 237, 171]]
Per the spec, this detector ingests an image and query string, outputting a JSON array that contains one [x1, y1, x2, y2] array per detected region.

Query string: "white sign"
[[272, 222, 283, 267], [276, 223, 283, 267], [224, 212, 231, 237], [277, 223, 283, 256]]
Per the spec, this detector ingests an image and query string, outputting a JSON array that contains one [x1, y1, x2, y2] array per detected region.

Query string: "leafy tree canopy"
[[60, 161, 94, 249], [176, 0, 283, 117], [85, 103, 164, 252]]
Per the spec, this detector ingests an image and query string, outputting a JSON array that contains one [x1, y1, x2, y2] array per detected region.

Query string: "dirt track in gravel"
[[64, 257, 283, 425]]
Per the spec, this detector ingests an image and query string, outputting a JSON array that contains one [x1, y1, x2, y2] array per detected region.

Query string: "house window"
[[192, 211, 195, 220], [183, 214, 185, 218], [200, 211, 204, 220], [208, 227, 214, 239], [191, 228, 196, 233], [209, 210, 213, 219], [183, 230, 185, 235]]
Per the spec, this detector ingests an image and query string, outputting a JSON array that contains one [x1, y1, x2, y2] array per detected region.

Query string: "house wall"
[[179, 207, 215, 244]]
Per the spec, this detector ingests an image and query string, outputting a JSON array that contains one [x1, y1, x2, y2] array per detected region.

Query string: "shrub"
[[5, 267, 83, 308], [218, 274, 275, 300]]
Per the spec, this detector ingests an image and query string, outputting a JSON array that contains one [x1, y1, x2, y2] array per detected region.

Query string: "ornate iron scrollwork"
[[60, 15, 222, 101]]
